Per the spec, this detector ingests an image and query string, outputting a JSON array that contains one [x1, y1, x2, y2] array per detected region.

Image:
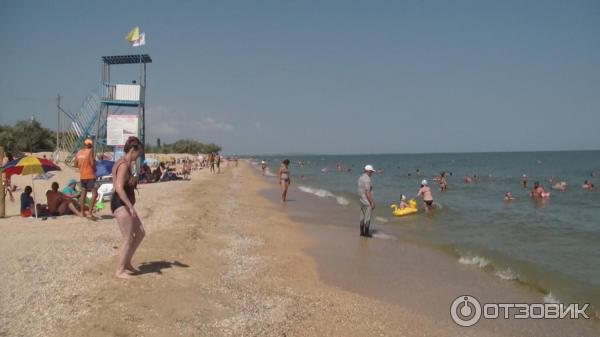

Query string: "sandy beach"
[[0, 161, 597, 336]]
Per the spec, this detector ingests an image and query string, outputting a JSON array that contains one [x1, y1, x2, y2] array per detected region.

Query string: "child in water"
[[398, 194, 409, 209]]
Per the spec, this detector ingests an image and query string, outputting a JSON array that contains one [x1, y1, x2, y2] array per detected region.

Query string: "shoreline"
[[252, 162, 599, 335]]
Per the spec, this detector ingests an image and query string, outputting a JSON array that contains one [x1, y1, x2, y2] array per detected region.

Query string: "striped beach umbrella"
[[2, 156, 61, 176], [1, 156, 61, 218]]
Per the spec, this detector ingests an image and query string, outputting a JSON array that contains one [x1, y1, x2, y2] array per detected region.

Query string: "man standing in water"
[[358, 165, 376, 238]]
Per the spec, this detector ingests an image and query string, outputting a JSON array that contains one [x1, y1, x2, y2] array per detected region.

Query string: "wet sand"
[[1, 162, 597, 336]]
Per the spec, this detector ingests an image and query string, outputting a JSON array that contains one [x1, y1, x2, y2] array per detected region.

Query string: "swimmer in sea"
[[530, 181, 550, 198], [582, 180, 596, 191], [416, 180, 434, 212], [551, 180, 567, 191], [504, 192, 514, 201], [439, 171, 448, 191], [522, 174, 528, 188], [465, 175, 472, 184]]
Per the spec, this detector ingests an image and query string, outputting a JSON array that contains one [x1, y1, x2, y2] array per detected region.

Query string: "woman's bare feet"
[[115, 270, 132, 279]]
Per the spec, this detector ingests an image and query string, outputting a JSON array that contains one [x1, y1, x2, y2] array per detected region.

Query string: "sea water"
[[251, 151, 600, 316]]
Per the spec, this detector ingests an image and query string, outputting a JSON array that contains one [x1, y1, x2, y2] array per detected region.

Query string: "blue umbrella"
[[95, 160, 114, 177]]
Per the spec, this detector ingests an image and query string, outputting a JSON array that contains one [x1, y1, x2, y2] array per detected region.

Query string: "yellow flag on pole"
[[126, 27, 140, 43]]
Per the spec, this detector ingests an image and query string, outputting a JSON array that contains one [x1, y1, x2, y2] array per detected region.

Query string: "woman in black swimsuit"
[[279, 159, 291, 203], [111, 136, 144, 279]]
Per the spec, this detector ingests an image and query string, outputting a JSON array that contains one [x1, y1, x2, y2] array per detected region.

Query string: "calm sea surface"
[[252, 151, 600, 315]]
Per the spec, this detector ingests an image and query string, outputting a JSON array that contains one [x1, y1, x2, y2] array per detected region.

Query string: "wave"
[[495, 267, 519, 281], [298, 185, 350, 206], [375, 216, 389, 223], [372, 231, 395, 239], [458, 255, 490, 268], [264, 167, 277, 177], [544, 292, 560, 304]]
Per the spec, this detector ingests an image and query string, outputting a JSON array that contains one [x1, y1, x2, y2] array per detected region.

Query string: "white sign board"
[[115, 84, 140, 101], [107, 115, 138, 146]]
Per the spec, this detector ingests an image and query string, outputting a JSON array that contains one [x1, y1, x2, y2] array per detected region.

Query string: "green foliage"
[[0, 120, 55, 153], [148, 138, 221, 154]]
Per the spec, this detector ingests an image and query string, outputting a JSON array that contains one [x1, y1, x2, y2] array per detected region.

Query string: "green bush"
[[0, 120, 55, 153]]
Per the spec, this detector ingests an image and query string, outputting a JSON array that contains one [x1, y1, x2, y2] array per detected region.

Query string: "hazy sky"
[[1, 0, 599, 154]]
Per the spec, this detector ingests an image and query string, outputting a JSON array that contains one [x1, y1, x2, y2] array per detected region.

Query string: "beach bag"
[[21, 209, 32, 217]]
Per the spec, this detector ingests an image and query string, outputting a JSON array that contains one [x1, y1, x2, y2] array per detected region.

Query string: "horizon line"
[[234, 148, 600, 157]]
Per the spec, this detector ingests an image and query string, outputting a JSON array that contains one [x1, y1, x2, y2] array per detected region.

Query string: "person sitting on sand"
[[139, 163, 152, 183], [398, 194, 409, 209], [416, 180, 434, 212], [47, 182, 81, 216], [504, 192, 514, 201], [152, 164, 162, 182], [20, 186, 35, 217], [62, 179, 80, 199]]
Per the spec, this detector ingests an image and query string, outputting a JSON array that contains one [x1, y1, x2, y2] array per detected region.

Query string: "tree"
[[0, 120, 55, 153], [156, 137, 161, 149], [145, 138, 221, 154]]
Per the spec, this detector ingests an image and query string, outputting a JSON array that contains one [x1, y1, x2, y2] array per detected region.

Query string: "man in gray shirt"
[[358, 165, 376, 237]]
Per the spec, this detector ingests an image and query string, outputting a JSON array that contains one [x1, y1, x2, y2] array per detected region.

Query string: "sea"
[[250, 151, 600, 317]]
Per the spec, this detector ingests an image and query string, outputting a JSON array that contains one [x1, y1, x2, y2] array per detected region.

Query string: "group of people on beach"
[[11, 139, 99, 218], [358, 166, 436, 237], [18, 179, 85, 218]]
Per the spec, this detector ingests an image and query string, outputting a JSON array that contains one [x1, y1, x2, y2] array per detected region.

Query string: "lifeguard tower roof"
[[102, 54, 152, 65]]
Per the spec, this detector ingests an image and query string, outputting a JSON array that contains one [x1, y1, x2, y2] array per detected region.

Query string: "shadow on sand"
[[137, 260, 190, 275]]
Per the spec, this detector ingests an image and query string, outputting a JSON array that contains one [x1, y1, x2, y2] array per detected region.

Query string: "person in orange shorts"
[[75, 139, 97, 218]]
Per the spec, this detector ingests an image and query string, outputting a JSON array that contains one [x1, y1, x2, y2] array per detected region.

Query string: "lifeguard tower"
[[98, 54, 151, 160], [55, 54, 152, 165]]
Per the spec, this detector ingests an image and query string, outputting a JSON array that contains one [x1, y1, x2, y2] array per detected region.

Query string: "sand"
[[0, 161, 597, 336]]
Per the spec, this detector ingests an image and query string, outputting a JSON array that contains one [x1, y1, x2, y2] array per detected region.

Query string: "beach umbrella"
[[95, 160, 114, 177], [1, 156, 61, 218]]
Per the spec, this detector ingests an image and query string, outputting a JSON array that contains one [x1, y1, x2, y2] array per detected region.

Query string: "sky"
[[0, 0, 599, 155]]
